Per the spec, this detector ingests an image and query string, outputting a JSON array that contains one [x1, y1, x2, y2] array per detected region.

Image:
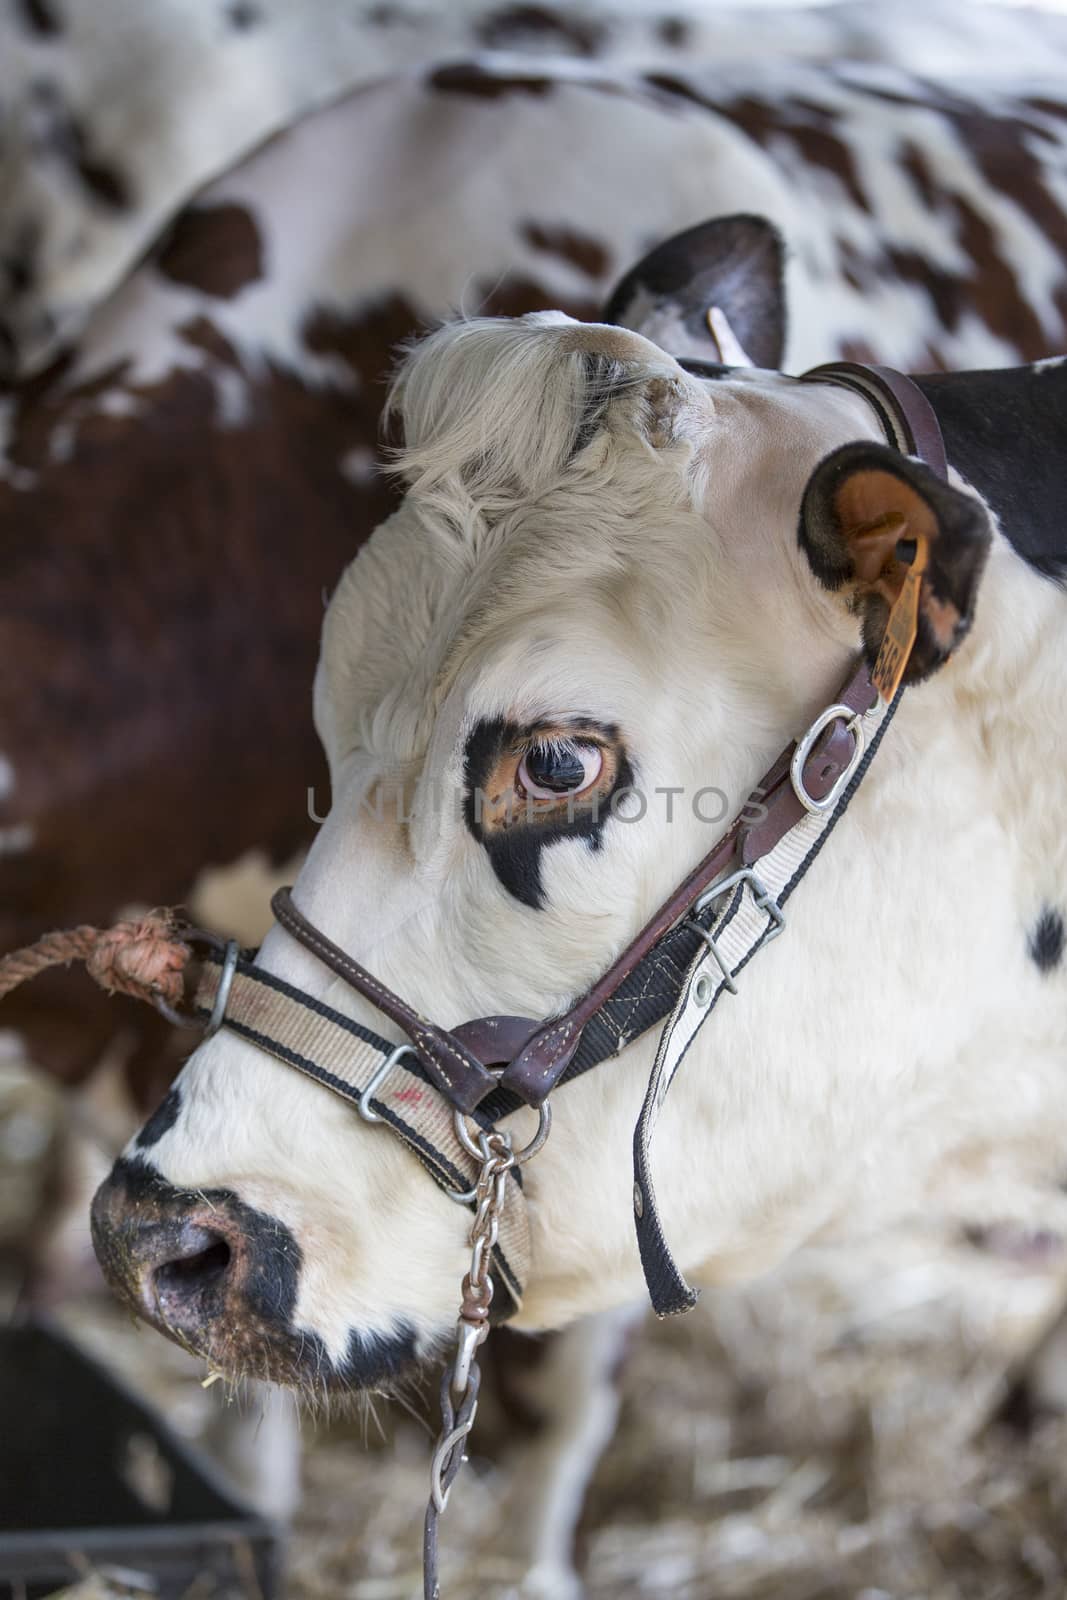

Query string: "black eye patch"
[[462, 716, 633, 909]]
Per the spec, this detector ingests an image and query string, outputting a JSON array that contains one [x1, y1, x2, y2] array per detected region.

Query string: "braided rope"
[[0, 912, 190, 1007]]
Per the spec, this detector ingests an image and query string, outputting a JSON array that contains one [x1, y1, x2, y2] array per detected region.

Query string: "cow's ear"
[[603, 214, 785, 369], [800, 442, 993, 687]]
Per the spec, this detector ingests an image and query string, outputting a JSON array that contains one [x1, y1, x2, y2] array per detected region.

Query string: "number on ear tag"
[[872, 535, 929, 702]]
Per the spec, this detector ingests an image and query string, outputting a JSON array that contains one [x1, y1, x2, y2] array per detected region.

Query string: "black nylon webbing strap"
[[475, 903, 729, 1125]]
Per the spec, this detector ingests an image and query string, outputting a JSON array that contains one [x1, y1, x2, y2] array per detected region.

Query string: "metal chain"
[[422, 1126, 520, 1600]]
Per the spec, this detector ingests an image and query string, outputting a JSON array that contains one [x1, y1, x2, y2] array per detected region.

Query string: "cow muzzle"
[[90, 1157, 418, 1390], [91, 1160, 261, 1353]]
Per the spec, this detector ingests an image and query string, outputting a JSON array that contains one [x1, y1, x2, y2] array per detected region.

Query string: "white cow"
[[91, 220, 1067, 1589]]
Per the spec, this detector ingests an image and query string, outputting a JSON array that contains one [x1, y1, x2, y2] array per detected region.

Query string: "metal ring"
[[452, 1101, 552, 1168], [153, 995, 202, 1030], [790, 704, 865, 815], [202, 939, 240, 1041]]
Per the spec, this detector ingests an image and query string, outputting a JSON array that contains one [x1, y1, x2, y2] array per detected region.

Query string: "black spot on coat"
[[225, 0, 261, 27], [427, 64, 554, 100], [1029, 907, 1065, 973], [135, 1086, 181, 1149], [18, 0, 61, 35]]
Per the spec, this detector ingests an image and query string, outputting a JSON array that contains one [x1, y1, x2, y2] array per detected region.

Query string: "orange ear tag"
[[871, 531, 929, 703]]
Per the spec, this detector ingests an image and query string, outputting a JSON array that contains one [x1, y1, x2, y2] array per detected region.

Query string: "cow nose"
[[91, 1163, 242, 1339], [150, 1222, 234, 1319]]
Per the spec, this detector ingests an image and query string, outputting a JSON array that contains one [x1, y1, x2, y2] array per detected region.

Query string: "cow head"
[[91, 218, 992, 1396]]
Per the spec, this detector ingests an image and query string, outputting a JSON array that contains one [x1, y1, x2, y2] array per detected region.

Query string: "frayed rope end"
[[0, 911, 192, 1008]]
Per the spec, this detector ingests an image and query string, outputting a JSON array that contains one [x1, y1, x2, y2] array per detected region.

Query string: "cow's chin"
[[90, 1158, 430, 1398]]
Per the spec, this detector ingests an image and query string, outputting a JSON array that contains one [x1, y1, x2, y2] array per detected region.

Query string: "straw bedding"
[[53, 1225, 1067, 1600]]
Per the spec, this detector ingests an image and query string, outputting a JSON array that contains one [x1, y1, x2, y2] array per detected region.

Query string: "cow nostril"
[[152, 1234, 232, 1300]]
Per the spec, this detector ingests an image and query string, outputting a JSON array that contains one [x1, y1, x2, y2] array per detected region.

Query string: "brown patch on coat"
[[899, 140, 940, 213], [645, 77, 870, 211], [476, 4, 606, 56], [155, 204, 264, 299], [1, 295, 417, 1097], [302, 291, 416, 381], [951, 196, 1050, 354], [520, 222, 611, 280], [889, 91, 1067, 353], [177, 315, 242, 367], [427, 63, 555, 100], [647, 75, 1067, 361], [1025, 97, 1067, 125], [724, 94, 869, 213]]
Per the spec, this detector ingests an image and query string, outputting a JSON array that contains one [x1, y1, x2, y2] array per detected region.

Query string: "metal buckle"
[[686, 868, 785, 998], [357, 1042, 421, 1124], [202, 939, 240, 1041], [790, 703, 865, 815], [691, 866, 785, 931], [689, 922, 739, 995]]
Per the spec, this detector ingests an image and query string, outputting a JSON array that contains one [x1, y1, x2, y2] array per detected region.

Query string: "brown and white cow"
[[7, 0, 1067, 382]]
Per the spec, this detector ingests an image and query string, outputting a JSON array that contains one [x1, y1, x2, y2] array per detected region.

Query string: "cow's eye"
[[518, 739, 604, 799]]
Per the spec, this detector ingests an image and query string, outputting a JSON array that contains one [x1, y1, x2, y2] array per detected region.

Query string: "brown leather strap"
[[452, 1014, 540, 1066], [271, 888, 499, 1114], [802, 362, 948, 482]]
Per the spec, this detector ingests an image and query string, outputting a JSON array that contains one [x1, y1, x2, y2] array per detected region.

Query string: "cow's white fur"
[[134, 312, 1067, 1377]]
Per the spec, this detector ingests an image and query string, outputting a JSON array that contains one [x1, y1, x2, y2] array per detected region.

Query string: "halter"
[[182, 359, 947, 1597]]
